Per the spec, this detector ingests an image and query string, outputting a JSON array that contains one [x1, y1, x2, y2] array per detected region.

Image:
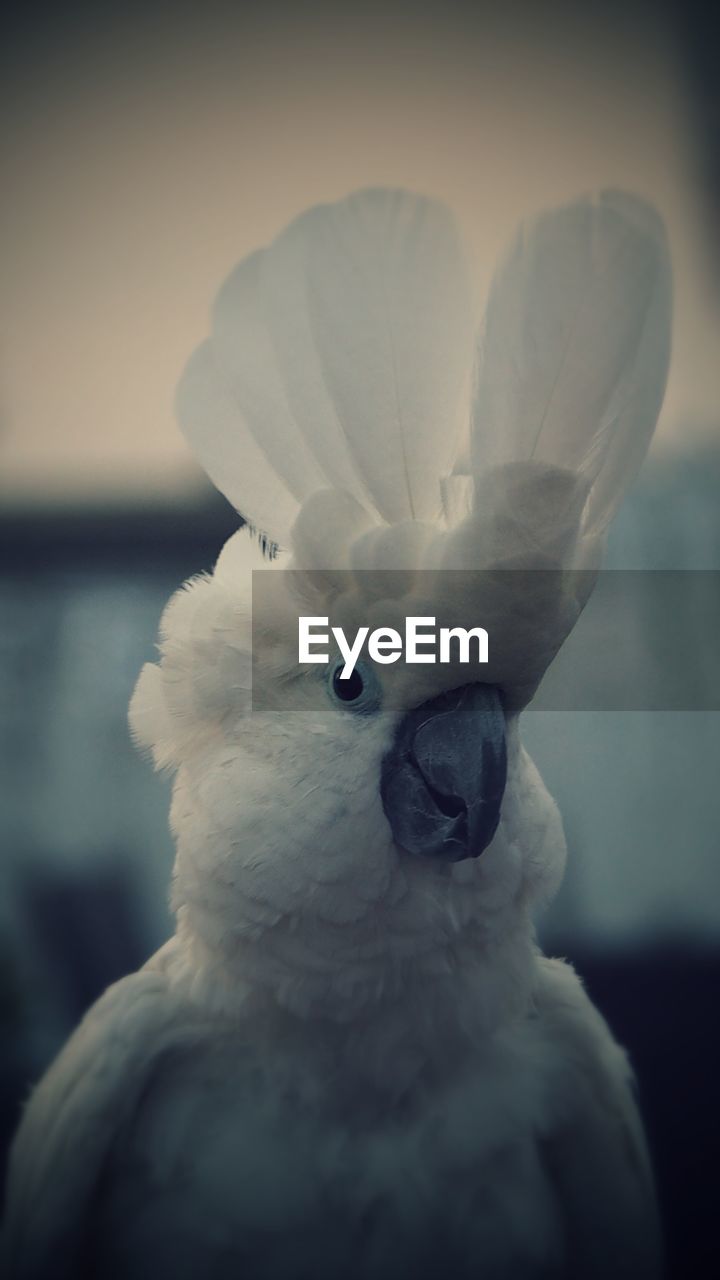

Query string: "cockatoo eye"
[[327, 660, 382, 715]]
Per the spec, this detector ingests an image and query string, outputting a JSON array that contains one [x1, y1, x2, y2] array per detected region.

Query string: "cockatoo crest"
[[178, 188, 670, 568], [174, 187, 671, 705]]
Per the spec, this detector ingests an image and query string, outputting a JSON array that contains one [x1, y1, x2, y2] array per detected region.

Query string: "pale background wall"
[[1, 0, 719, 507]]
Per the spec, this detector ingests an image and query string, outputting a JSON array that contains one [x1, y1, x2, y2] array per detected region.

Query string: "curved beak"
[[380, 684, 507, 862]]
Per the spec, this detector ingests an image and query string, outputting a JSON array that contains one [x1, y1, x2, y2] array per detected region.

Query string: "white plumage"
[[178, 190, 476, 543], [3, 187, 671, 1279]]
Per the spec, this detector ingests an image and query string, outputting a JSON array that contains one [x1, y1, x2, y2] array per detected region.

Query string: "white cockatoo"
[[3, 188, 671, 1280]]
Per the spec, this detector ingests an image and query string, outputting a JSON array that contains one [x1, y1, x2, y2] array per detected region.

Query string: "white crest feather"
[[177, 187, 671, 576], [177, 189, 475, 547], [469, 190, 672, 537]]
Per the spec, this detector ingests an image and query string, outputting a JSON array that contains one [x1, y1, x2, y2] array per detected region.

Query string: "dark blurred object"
[[0, 490, 242, 1213], [23, 864, 149, 1023], [577, 946, 720, 1280], [670, 0, 720, 278], [0, 496, 240, 577]]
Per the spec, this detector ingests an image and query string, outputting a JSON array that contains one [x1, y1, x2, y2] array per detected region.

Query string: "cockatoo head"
[[131, 189, 671, 1024]]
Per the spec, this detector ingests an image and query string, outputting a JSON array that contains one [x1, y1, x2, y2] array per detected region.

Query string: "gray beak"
[[380, 684, 507, 862]]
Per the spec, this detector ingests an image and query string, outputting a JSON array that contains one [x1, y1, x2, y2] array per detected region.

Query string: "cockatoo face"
[[131, 529, 567, 1020]]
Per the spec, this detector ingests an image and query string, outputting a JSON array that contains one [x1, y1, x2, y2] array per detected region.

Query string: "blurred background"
[[1, 1, 718, 1273]]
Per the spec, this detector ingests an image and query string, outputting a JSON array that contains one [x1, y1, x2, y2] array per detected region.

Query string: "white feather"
[[176, 339, 300, 550], [259, 212, 374, 502], [289, 188, 475, 524], [177, 189, 475, 545], [469, 190, 672, 536]]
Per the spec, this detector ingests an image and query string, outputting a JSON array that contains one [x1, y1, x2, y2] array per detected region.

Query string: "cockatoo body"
[[2, 188, 671, 1279]]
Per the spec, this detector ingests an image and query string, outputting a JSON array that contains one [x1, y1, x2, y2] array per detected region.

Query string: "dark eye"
[[333, 666, 364, 702], [327, 660, 382, 715]]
